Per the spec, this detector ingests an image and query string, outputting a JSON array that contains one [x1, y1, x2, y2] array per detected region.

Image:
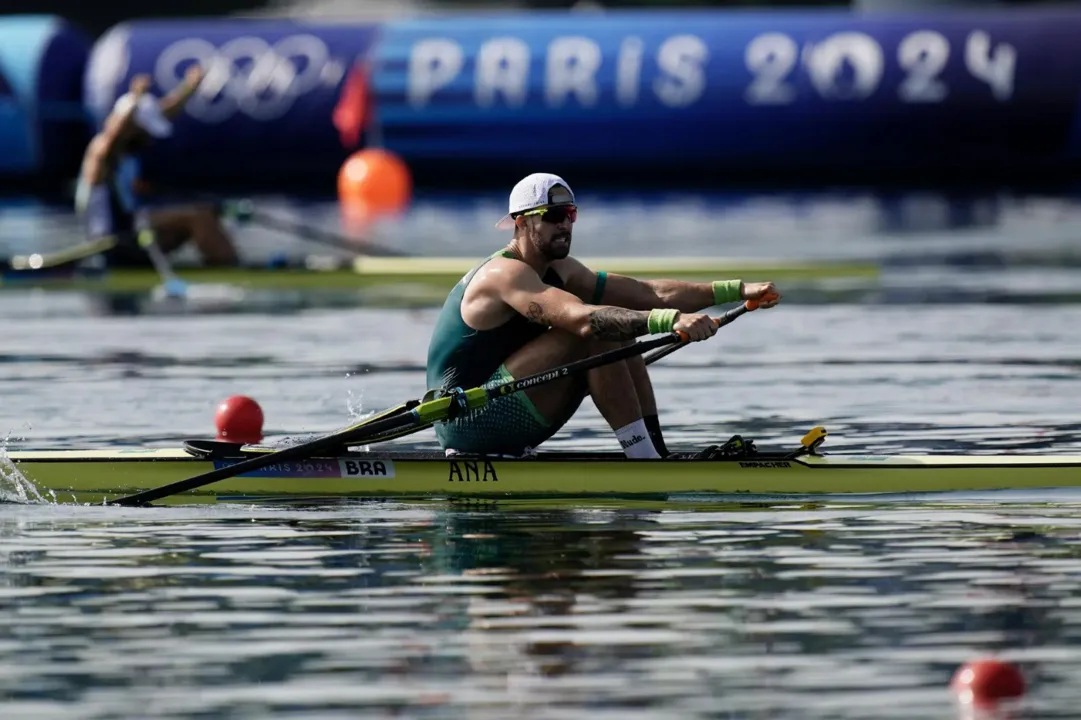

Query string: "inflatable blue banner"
[[0, 15, 90, 179], [368, 8, 1081, 182], [83, 19, 381, 187]]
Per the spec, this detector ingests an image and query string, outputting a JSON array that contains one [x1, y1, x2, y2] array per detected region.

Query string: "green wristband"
[[712, 279, 742, 305], [647, 308, 679, 334]]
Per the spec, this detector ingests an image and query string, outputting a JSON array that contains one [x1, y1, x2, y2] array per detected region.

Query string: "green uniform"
[[425, 250, 605, 456]]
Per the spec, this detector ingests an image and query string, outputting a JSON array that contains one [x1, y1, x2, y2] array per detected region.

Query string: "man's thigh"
[[434, 328, 590, 455]]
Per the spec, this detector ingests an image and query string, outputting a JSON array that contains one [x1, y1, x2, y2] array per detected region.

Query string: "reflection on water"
[[0, 499, 1079, 718]]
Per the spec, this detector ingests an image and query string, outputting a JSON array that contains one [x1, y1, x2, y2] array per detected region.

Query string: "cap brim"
[[495, 213, 514, 230]]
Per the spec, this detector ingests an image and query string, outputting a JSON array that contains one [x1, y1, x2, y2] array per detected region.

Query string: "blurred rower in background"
[[75, 67, 239, 268]]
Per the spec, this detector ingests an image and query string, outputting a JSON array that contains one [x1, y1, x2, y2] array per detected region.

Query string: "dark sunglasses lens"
[[542, 206, 577, 223]]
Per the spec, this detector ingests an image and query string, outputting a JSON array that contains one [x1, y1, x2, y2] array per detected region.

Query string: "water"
[[3, 500, 1080, 718], [3, 189, 1081, 717]]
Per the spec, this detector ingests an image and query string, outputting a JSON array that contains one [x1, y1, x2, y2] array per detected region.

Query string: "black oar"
[[108, 301, 757, 507], [211, 297, 765, 461]]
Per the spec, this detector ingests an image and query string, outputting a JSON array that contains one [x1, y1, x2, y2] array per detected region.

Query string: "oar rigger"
[[435, 386, 475, 422]]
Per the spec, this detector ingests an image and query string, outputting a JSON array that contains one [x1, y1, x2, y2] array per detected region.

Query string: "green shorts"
[[433, 364, 582, 456]]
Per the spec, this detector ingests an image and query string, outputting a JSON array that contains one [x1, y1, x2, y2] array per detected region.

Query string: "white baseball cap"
[[112, 92, 173, 139], [495, 173, 576, 229]]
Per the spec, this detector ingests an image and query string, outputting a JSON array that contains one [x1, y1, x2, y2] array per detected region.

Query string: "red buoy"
[[951, 657, 1025, 706], [215, 395, 264, 444]]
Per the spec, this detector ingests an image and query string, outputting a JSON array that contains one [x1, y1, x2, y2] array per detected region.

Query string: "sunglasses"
[[521, 204, 577, 224]]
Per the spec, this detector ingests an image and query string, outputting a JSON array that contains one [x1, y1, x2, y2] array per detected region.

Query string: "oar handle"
[[650, 291, 777, 364], [673, 296, 759, 343]]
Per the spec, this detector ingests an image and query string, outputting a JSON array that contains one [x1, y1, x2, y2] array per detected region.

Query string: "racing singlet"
[[426, 250, 565, 393]]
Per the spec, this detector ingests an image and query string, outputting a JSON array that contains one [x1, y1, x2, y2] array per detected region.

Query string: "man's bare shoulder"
[[463, 255, 536, 303], [472, 255, 537, 287]]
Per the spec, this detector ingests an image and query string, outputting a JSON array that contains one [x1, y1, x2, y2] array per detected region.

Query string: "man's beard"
[[534, 231, 571, 260]]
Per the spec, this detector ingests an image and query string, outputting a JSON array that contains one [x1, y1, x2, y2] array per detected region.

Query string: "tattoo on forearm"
[[526, 301, 547, 325], [588, 308, 648, 340]]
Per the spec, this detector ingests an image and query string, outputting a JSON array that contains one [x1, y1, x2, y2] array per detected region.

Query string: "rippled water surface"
[[4, 501, 1081, 718], [3, 190, 1081, 717]]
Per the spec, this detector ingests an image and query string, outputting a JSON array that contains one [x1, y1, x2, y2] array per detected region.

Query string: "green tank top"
[[426, 250, 567, 393]]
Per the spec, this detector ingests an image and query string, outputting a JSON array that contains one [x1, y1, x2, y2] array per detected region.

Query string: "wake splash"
[[250, 374, 383, 454], [0, 427, 53, 505]]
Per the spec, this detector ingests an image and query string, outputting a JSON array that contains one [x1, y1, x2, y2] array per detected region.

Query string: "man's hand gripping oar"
[[108, 296, 773, 507], [644, 287, 779, 365]]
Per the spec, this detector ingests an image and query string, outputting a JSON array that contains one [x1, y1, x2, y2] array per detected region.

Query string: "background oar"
[[5, 237, 117, 271], [1, 190, 407, 283], [108, 301, 756, 507], [4, 230, 190, 298], [226, 200, 411, 258]]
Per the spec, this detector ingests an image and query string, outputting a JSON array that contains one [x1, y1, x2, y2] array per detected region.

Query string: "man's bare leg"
[[625, 353, 657, 417], [502, 330, 660, 458], [624, 351, 669, 456], [584, 342, 644, 432], [149, 205, 239, 266]]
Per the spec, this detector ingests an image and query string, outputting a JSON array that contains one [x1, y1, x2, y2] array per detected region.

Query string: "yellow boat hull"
[[7, 446, 1081, 506]]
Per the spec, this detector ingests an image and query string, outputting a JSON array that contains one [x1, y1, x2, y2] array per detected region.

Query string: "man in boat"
[[425, 172, 781, 459], [74, 68, 239, 268]]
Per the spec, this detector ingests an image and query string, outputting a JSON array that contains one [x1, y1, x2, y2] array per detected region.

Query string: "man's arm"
[[501, 262, 649, 340], [491, 260, 717, 342], [601, 275, 722, 312], [159, 65, 204, 119], [554, 257, 780, 312], [80, 81, 146, 185]]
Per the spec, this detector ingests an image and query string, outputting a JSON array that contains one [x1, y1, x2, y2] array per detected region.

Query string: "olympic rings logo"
[[153, 35, 344, 122]]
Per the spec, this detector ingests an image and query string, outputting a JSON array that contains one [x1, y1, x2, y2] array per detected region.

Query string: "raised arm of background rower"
[[158, 65, 204, 118], [80, 83, 146, 185], [491, 260, 717, 342], [554, 257, 781, 311]]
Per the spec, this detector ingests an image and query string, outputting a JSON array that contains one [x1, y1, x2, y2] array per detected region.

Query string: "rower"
[[74, 68, 239, 269], [425, 172, 782, 459]]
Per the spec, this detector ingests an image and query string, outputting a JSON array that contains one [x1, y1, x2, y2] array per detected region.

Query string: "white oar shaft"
[[138, 230, 187, 297]]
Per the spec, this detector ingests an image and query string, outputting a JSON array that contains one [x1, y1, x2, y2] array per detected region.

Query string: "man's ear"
[[514, 215, 526, 229]]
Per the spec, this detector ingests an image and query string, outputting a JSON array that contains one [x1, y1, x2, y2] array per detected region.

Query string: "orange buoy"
[[337, 148, 412, 217], [950, 657, 1025, 706], [215, 395, 264, 444]]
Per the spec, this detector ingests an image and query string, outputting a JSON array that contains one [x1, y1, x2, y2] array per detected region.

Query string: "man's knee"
[[191, 206, 223, 231], [154, 205, 218, 229]]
